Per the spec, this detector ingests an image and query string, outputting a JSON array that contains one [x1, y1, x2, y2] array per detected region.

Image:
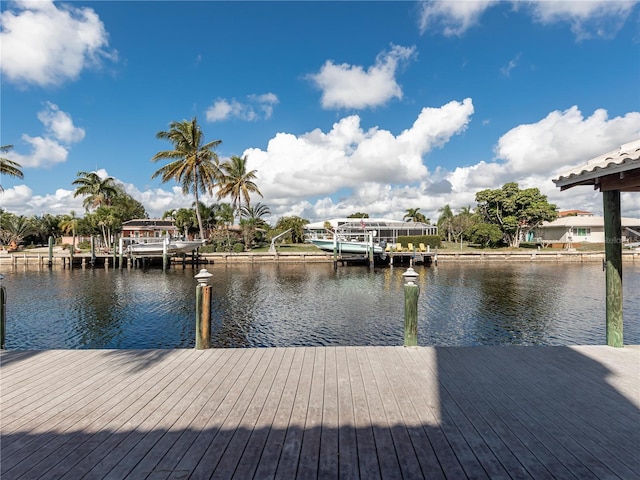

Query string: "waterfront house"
[[121, 219, 179, 240], [535, 212, 640, 248]]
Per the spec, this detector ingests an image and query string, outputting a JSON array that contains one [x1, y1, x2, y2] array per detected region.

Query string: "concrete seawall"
[[1, 249, 639, 266]]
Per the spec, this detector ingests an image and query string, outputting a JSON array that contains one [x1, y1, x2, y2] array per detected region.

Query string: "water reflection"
[[3, 262, 638, 349]]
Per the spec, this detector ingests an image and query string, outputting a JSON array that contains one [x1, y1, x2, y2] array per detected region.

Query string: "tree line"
[[1, 119, 558, 251]]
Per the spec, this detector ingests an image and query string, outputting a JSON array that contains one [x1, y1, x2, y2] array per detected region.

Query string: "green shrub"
[[232, 242, 245, 253], [396, 235, 441, 248], [199, 244, 216, 254]]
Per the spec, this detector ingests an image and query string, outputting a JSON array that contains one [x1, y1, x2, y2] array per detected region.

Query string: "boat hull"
[[311, 239, 384, 255], [126, 239, 205, 255]]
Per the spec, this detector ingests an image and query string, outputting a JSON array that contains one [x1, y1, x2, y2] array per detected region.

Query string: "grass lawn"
[[249, 243, 322, 253], [438, 241, 607, 252]]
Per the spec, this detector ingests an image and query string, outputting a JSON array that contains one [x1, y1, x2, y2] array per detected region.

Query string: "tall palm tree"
[[151, 117, 222, 239], [0, 145, 24, 191], [72, 171, 118, 211], [216, 155, 262, 224], [437, 204, 454, 242]]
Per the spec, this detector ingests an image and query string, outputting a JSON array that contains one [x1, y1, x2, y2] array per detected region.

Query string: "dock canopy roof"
[[553, 139, 640, 192]]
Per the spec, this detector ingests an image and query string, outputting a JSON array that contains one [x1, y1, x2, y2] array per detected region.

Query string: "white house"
[[535, 214, 640, 247]]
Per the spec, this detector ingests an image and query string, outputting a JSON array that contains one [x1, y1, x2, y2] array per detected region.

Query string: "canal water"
[[3, 262, 639, 349]]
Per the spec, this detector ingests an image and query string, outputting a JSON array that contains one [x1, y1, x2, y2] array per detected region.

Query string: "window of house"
[[574, 228, 591, 236]]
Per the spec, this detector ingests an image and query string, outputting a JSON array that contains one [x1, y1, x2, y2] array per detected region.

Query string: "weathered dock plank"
[[1, 346, 638, 480]]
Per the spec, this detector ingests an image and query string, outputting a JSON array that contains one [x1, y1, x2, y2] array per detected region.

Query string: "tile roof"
[[553, 139, 640, 190]]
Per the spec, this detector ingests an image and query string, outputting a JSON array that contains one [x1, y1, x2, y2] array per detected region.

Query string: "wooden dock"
[[1, 346, 638, 479]]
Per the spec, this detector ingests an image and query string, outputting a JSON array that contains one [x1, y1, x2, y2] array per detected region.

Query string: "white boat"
[[310, 238, 385, 255], [124, 238, 205, 256], [173, 239, 206, 253]]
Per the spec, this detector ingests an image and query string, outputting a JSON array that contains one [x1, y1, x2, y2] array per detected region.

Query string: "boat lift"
[[625, 226, 640, 248], [269, 228, 293, 253]]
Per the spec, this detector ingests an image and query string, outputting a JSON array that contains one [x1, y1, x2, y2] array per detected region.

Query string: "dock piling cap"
[[402, 267, 419, 284], [194, 269, 213, 285]]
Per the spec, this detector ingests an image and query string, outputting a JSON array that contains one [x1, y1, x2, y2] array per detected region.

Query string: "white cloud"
[[417, 0, 638, 38], [0, 184, 34, 211], [243, 98, 474, 205], [205, 93, 279, 122], [436, 106, 640, 221], [37, 102, 85, 143], [11, 135, 69, 168], [0, 186, 84, 216], [0, 0, 116, 87], [308, 44, 417, 110], [494, 106, 640, 175], [529, 1, 638, 40], [419, 0, 498, 36], [7, 103, 85, 168], [500, 52, 521, 77]]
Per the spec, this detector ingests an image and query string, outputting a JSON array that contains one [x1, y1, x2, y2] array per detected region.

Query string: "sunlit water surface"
[[3, 262, 639, 349]]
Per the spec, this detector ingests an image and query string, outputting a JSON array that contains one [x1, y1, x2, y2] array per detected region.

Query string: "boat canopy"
[[305, 219, 437, 245]]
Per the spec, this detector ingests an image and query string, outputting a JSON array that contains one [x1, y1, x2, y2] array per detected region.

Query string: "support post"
[[90, 236, 96, 266], [368, 232, 374, 269], [194, 269, 213, 349], [118, 237, 124, 269], [603, 190, 623, 347], [402, 267, 419, 347], [48, 236, 54, 267], [0, 281, 5, 349], [112, 236, 117, 268], [162, 237, 168, 271]]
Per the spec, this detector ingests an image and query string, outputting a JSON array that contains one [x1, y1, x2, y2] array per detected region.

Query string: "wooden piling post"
[[90, 236, 96, 267], [118, 237, 123, 269], [603, 190, 623, 347], [402, 267, 419, 347], [48, 236, 54, 267], [194, 269, 213, 349], [162, 238, 168, 271], [368, 232, 374, 269]]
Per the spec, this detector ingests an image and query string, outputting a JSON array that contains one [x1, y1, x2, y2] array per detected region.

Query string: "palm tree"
[[0, 145, 24, 191], [0, 214, 36, 247], [72, 171, 118, 211], [239, 202, 271, 247], [404, 207, 428, 223], [239, 202, 271, 226], [59, 211, 79, 252], [437, 204, 454, 242], [151, 117, 222, 239], [216, 155, 262, 223]]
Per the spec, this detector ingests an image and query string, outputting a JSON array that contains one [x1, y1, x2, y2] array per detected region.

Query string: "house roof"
[[122, 218, 176, 229], [553, 139, 640, 192], [541, 216, 640, 228], [558, 210, 592, 217]]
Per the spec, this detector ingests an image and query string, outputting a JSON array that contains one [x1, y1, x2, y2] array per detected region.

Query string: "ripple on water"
[[2, 262, 638, 348]]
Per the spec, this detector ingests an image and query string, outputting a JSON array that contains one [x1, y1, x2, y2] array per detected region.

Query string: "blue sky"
[[1, 0, 639, 223]]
